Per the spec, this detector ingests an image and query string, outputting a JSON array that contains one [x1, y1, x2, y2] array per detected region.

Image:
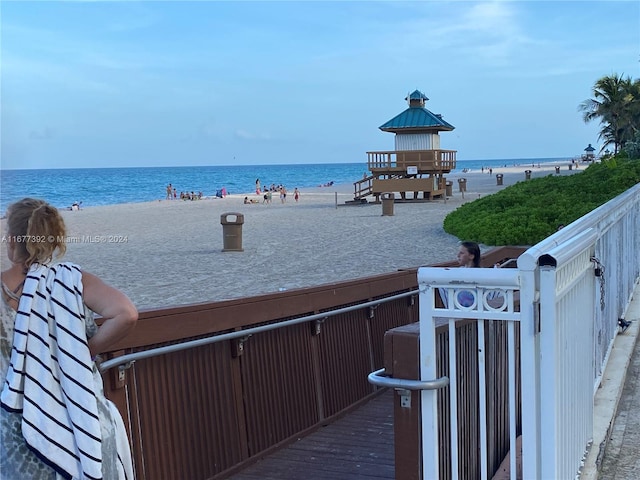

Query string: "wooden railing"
[[366, 150, 457, 172], [101, 247, 523, 479], [353, 174, 374, 200], [102, 271, 420, 479]]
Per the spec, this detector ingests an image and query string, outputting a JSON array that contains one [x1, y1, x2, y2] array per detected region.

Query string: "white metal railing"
[[418, 267, 521, 480], [417, 183, 640, 479], [537, 229, 597, 480]]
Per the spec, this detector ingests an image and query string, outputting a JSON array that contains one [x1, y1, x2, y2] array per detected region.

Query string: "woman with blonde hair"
[[1, 198, 137, 479]]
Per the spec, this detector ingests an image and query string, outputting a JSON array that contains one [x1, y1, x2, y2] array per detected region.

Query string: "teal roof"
[[584, 143, 596, 152], [380, 89, 455, 132], [379, 107, 455, 132], [406, 90, 429, 102]]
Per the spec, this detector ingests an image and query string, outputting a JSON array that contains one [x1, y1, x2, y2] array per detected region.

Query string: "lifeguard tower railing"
[[366, 149, 456, 173], [417, 183, 640, 479]]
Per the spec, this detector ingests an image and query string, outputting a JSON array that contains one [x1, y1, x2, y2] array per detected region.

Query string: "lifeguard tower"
[[353, 90, 457, 202], [582, 143, 596, 161]]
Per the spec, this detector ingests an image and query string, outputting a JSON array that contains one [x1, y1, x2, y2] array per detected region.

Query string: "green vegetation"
[[580, 74, 640, 155], [443, 158, 640, 246]]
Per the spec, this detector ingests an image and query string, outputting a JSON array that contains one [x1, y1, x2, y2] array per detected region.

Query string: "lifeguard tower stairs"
[[353, 90, 457, 203]]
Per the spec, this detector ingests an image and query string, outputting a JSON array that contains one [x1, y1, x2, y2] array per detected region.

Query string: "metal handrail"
[[367, 368, 449, 390], [100, 289, 418, 372]]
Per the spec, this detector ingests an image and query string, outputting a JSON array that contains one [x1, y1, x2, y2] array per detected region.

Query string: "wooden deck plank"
[[229, 389, 395, 479]]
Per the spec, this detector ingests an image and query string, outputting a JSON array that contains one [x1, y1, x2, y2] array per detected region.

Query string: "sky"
[[1, 1, 639, 170]]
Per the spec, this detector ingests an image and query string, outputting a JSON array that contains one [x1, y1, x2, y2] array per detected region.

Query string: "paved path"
[[599, 328, 640, 479]]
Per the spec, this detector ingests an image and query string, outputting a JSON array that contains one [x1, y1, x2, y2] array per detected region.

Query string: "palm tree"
[[580, 74, 640, 154]]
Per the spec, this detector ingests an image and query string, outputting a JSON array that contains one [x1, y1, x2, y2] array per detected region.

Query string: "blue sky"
[[1, 1, 638, 169]]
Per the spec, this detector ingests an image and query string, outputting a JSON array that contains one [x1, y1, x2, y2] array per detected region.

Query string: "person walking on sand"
[[294, 188, 300, 202], [1, 198, 137, 479], [166, 183, 173, 200], [255, 179, 261, 195]]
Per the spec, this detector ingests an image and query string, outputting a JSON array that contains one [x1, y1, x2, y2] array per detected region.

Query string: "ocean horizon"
[[1, 157, 569, 212]]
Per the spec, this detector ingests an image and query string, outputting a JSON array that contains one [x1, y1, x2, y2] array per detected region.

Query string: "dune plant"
[[443, 158, 640, 246]]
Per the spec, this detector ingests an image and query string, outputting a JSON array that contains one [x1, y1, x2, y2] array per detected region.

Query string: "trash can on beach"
[[457, 178, 467, 193], [221, 212, 244, 252], [381, 192, 394, 216], [496, 174, 503, 186], [555, 166, 560, 174], [568, 164, 573, 171], [525, 170, 532, 180], [445, 181, 453, 197]]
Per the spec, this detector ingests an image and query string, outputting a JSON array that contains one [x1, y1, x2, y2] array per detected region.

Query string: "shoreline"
[[0, 161, 584, 310], [0, 158, 588, 214]]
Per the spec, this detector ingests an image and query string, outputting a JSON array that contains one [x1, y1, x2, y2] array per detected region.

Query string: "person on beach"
[[294, 188, 300, 202], [438, 241, 482, 309], [166, 183, 173, 200], [1, 198, 137, 479], [255, 179, 261, 195], [457, 241, 481, 268]]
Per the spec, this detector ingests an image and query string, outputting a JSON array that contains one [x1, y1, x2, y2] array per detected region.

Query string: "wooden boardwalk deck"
[[228, 390, 396, 479]]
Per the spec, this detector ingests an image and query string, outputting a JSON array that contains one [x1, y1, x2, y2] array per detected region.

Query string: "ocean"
[[0, 158, 567, 213]]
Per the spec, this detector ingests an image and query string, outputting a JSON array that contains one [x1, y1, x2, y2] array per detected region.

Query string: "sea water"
[[0, 158, 567, 212]]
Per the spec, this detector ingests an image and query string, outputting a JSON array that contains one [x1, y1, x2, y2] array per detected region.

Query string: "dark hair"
[[6, 198, 67, 268], [460, 241, 481, 268]]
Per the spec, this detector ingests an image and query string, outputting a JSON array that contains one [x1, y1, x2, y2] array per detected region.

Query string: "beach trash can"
[[496, 174, 504, 186], [458, 178, 467, 192], [555, 166, 560, 174], [568, 164, 573, 171], [381, 192, 394, 216], [445, 181, 453, 197], [525, 170, 532, 180], [221, 212, 244, 252]]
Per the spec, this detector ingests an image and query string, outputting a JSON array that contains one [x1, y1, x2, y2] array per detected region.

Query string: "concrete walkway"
[[581, 281, 640, 479], [599, 329, 640, 479]]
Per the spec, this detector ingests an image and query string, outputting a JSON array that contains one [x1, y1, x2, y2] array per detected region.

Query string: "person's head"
[[457, 241, 481, 268], [5, 198, 67, 269]]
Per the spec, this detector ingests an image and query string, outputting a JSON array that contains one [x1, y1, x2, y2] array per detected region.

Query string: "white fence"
[[418, 183, 640, 479]]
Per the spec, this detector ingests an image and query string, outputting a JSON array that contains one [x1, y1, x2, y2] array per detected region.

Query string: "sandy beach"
[[1, 161, 581, 311]]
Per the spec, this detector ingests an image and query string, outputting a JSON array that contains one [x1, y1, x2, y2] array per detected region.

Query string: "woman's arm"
[[81, 271, 138, 357]]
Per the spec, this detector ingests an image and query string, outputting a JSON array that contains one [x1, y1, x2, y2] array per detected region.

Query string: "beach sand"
[[1, 161, 581, 310]]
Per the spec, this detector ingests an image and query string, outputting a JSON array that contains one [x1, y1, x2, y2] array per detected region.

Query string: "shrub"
[[443, 158, 640, 246]]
